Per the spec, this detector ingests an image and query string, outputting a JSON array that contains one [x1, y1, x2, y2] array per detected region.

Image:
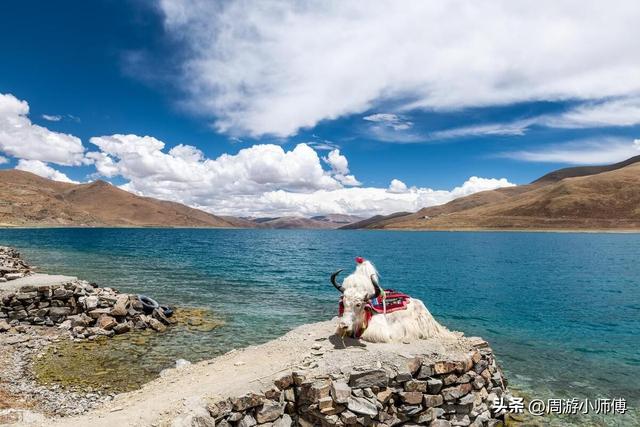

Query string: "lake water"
[[1, 228, 638, 425]]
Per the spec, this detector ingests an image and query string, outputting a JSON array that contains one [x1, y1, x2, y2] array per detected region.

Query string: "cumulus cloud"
[[498, 138, 640, 165], [84, 133, 513, 216], [388, 179, 408, 194], [323, 149, 361, 186], [15, 159, 78, 183], [0, 93, 85, 165], [157, 0, 640, 137], [87, 136, 343, 201], [232, 176, 515, 217]]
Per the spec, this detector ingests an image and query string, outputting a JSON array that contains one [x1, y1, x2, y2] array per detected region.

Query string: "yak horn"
[[331, 269, 345, 293], [370, 274, 383, 299]]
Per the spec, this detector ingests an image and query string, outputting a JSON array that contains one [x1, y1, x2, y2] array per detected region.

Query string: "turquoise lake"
[[1, 228, 638, 425]]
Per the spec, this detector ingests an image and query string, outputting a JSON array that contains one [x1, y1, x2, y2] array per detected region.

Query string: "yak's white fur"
[[336, 277, 457, 342], [340, 260, 379, 295], [338, 288, 456, 342]]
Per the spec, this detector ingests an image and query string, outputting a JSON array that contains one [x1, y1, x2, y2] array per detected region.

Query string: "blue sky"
[[1, 1, 639, 216]]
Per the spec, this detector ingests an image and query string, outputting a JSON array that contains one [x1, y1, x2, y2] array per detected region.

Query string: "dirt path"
[[23, 320, 473, 427]]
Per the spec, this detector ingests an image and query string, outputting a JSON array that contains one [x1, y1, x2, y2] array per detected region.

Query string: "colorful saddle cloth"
[[368, 289, 411, 314], [338, 289, 411, 316]]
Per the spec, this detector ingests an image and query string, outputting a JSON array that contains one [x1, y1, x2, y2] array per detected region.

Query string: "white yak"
[[331, 257, 457, 343]]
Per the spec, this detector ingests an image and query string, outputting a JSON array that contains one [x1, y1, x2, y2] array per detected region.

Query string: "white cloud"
[[232, 176, 515, 217], [363, 113, 413, 131], [42, 114, 62, 122], [0, 93, 85, 165], [15, 159, 78, 183], [542, 97, 640, 128], [388, 179, 408, 193], [86, 133, 513, 216], [324, 149, 349, 175], [430, 120, 533, 140], [88, 136, 343, 201], [158, 0, 640, 137], [499, 138, 640, 165]]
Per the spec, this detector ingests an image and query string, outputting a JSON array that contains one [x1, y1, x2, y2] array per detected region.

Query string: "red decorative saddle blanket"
[[338, 289, 411, 316], [368, 290, 411, 314]]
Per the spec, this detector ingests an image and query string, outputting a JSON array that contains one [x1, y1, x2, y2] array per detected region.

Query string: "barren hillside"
[[0, 170, 238, 228], [345, 156, 640, 231]]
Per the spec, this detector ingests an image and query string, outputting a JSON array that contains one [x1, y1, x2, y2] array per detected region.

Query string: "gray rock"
[[340, 410, 357, 425], [227, 412, 242, 422], [404, 379, 427, 392], [207, 399, 232, 419], [423, 394, 444, 408], [273, 414, 292, 427], [400, 404, 422, 416], [298, 380, 330, 404], [415, 407, 445, 423], [0, 319, 10, 332], [451, 414, 471, 426], [347, 396, 378, 416], [348, 370, 388, 388], [441, 383, 472, 401], [84, 296, 99, 310], [113, 322, 131, 334], [330, 380, 351, 404], [110, 294, 129, 317], [48, 307, 71, 322], [231, 392, 264, 411], [430, 420, 452, 427], [283, 388, 295, 402], [417, 363, 434, 379], [395, 371, 413, 382], [399, 391, 422, 405], [473, 360, 488, 374], [255, 401, 284, 423], [238, 414, 257, 427], [87, 308, 111, 319], [427, 378, 443, 394]]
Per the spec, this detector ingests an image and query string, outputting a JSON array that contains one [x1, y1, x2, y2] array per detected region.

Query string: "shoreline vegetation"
[[0, 245, 514, 426]]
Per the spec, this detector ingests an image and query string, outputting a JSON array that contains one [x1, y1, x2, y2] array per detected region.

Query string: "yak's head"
[[331, 269, 382, 337]]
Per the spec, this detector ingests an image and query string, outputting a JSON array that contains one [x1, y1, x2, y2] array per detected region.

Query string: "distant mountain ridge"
[[0, 170, 365, 229], [0, 170, 238, 228], [244, 214, 365, 229], [344, 155, 640, 231]]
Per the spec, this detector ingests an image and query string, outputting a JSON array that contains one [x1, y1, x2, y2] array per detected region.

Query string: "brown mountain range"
[[0, 170, 240, 228], [343, 155, 640, 231]]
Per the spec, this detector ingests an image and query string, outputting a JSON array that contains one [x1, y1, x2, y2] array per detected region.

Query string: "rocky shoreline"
[[0, 246, 174, 340], [0, 246, 176, 422], [0, 246, 31, 282]]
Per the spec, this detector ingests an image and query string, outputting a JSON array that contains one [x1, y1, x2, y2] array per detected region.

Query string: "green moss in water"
[[33, 307, 224, 393]]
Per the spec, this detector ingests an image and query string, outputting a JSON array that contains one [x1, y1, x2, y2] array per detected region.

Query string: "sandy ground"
[[12, 320, 474, 427]]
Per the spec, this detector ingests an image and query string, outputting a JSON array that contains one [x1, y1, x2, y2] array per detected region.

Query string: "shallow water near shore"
[[1, 228, 639, 425]]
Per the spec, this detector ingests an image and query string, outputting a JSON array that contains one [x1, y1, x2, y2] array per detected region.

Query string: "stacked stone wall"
[[203, 343, 507, 427]]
